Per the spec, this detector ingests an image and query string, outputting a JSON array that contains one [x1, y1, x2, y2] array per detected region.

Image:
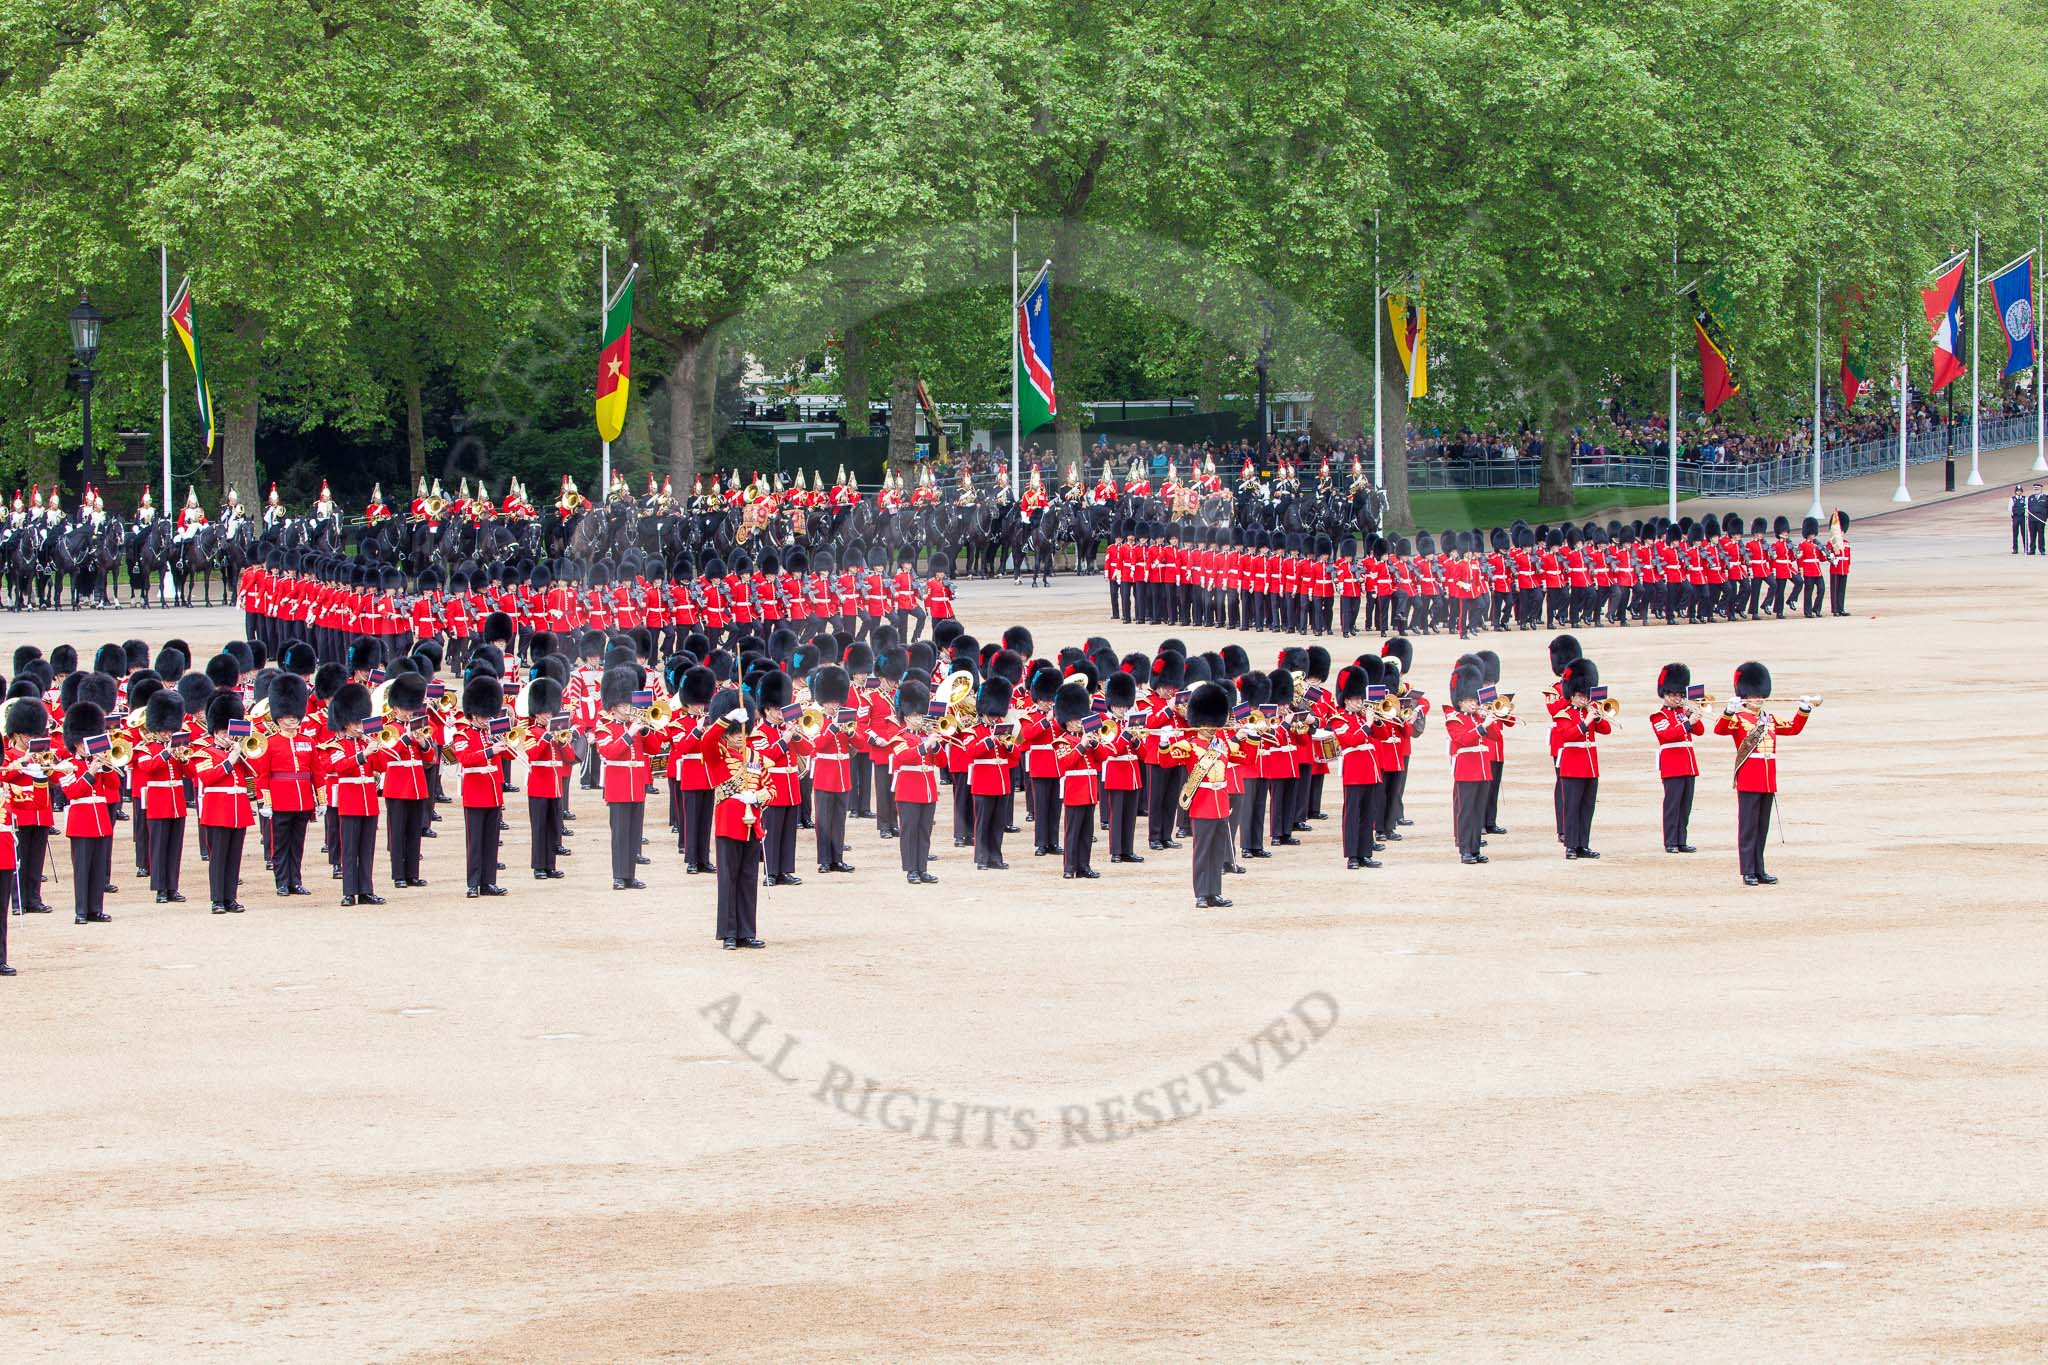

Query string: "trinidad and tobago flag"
[[1016, 268, 1056, 434], [1922, 252, 1968, 392]]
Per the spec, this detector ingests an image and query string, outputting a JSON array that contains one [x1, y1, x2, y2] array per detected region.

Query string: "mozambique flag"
[[1840, 334, 1869, 407], [1387, 291, 1428, 398], [166, 277, 214, 453], [1687, 276, 1739, 414], [595, 266, 636, 443]]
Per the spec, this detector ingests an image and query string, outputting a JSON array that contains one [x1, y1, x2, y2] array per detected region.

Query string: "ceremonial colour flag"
[[1016, 269, 1057, 434], [165, 277, 214, 454], [1922, 253, 1968, 392], [1387, 292, 1428, 399], [1988, 254, 2036, 378], [595, 266, 637, 443], [1687, 279, 1739, 414]]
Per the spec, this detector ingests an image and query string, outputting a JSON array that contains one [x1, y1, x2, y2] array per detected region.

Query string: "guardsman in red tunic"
[[1444, 662, 1497, 864], [964, 677, 1019, 869], [1548, 657, 1609, 860], [1827, 510, 1853, 616], [1050, 682, 1100, 879], [1181, 682, 1243, 909], [807, 665, 856, 875], [57, 704, 117, 923], [1096, 672, 1143, 864], [1330, 665, 1386, 869], [132, 689, 193, 903], [1795, 516, 1827, 617], [250, 673, 319, 897], [666, 667, 718, 873], [1714, 661, 1817, 886], [379, 673, 436, 889], [701, 689, 765, 947], [322, 683, 387, 905], [1017, 669, 1064, 858], [3, 698, 57, 916], [751, 671, 811, 886], [595, 666, 662, 890], [1649, 662, 1705, 853], [453, 674, 509, 897], [0, 780, 14, 973], [519, 677, 572, 881], [885, 679, 941, 884], [192, 693, 258, 912]]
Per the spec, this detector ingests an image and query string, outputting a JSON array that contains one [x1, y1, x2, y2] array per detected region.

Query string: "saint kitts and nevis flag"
[[1687, 274, 1740, 415], [165, 276, 215, 453], [594, 264, 638, 442], [1016, 266, 1057, 434]]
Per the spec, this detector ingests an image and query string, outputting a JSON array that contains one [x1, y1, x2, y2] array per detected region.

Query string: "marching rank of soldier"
[[0, 603, 1827, 977]]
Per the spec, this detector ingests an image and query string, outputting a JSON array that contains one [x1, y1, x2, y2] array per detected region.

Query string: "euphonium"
[[1596, 697, 1621, 719], [239, 730, 269, 759], [1487, 693, 1517, 716], [643, 697, 674, 726], [1370, 695, 1401, 719], [796, 704, 829, 741], [104, 735, 135, 768]]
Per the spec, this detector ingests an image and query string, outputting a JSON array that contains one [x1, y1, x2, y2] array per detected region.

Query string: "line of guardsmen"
[[1107, 511, 1855, 638], [0, 616, 1821, 977]]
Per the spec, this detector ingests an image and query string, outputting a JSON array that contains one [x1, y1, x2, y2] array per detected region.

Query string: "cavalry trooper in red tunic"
[[1714, 661, 1819, 886]]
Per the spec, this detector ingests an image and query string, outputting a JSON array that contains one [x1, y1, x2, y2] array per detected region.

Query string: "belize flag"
[[1922, 253, 1969, 392], [1988, 254, 2036, 377], [1016, 268, 1057, 434]]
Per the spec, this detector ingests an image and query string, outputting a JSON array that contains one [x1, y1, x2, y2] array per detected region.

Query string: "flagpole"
[[1009, 213, 1020, 501], [1667, 229, 1678, 523], [160, 246, 171, 519], [600, 243, 611, 498], [1810, 274, 1824, 522], [2037, 213, 2046, 473], [1969, 227, 1983, 484], [1893, 319, 1911, 504], [1371, 211, 1382, 493]]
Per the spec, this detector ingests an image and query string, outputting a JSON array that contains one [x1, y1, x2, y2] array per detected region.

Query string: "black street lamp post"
[[68, 290, 107, 504]]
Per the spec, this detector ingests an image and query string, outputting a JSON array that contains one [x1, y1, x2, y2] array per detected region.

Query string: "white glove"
[[739, 790, 761, 805], [256, 803, 272, 819], [1724, 699, 1742, 716], [22, 764, 44, 781], [724, 708, 749, 725]]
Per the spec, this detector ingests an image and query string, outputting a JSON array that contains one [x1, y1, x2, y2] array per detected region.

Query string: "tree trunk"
[[840, 324, 869, 436], [887, 370, 918, 481], [222, 317, 265, 506], [1538, 406, 1576, 507], [666, 327, 711, 490], [1376, 341, 1413, 531], [404, 373, 426, 493]]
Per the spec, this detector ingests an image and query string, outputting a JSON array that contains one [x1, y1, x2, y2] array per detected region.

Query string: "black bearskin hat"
[[1548, 633, 1582, 676], [62, 701, 105, 750], [267, 673, 310, 722], [1149, 649, 1186, 690], [756, 670, 793, 711], [92, 643, 124, 675], [345, 637, 381, 674], [1104, 672, 1138, 710], [811, 665, 851, 707], [463, 674, 504, 720], [1733, 661, 1772, 700], [975, 677, 1011, 719], [387, 674, 429, 713], [680, 667, 718, 707], [1029, 667, 1062, 704], [1560, 658, 1600, 697], [329, 683, 373, 732], [1053, 681, 1093, 727], [1656, 662, 1691, 697], [1801, 516, 1820, 538], [77, 672, 118, 714], [708, 687, 758, 729], [896, 677, 931, 720], [1185, 680, 1230, 730], [4, 697, 47, 738], [932, 618, 964, 650], [1002, 625, 1034, 657], [144, 690, 187, 736], [1475, 650, 1500, 686], [1381, 636, 1413, 672], [599, 666, 639, 711], [204, 692, 245, 735], [1336, 666, 1368, 704], [1451, 663, 1484, 707], [176, 673, 214, 716]]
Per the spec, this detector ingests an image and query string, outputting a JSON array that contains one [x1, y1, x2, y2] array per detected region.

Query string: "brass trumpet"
[[1487, 693, 1516, 717], [1594, 697, 1621, 721]]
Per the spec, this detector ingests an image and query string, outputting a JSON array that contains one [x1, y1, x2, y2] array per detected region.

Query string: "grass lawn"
[[1395, 486, 1687, 535]]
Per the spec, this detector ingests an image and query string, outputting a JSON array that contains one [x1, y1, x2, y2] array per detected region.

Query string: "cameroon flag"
[[166, 276, 214, 454], [595, 267, 636, 443]]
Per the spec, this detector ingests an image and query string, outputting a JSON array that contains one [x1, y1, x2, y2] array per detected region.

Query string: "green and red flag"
[[1836, 285, 1870, 406], [166, 276, 214, 453], [1687, 275, 1739, 415], [1015, 267, 1057, 434], [595, 266, 637, 443]]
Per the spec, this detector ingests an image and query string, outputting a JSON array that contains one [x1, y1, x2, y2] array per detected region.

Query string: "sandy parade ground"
[[4, 473, 2047, 1360]]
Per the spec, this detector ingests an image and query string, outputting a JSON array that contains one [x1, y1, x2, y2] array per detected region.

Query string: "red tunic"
[[1549, 708, 1611, 779], [1648, 706, 1704, 779], [191, 743, 257, 828], [131, 740, 191, 819], [1714, 708, 1809, 793]]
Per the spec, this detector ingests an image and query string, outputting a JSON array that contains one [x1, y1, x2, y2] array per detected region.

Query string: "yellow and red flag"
[[595, 266, 637, 442]]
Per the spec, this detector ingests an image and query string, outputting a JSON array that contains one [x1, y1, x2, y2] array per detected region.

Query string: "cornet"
[[239, 730, 270, 759], [794, 704, 829, 741], [104, 736, 134, 768], [1486, 693, 1517, 717], [1595, 697, 1621, 720]]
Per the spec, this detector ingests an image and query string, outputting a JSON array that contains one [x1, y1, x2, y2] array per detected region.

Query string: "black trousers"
[[1, 870, 11, 968], [763, 805, 798, 877], [609, 800, 644, 882], [1662, 774, 1695, 849], [1829, 575, 1848, 614], [132, 796, 149, 874], [464, 805, 501, 890], [1559, 776, 1598, 851], [1147, 767, 1184, 846], [814, 788, 849, 868], [1340, 597, 1360, 635], [875, 780, 897, 837], [147, 815, 185, 895], [1238, 777, 1266, 853], [387, 797, 427, 883], [1738, 790, 1774, 878], [207, 826, 246, 906], [1381, 766, 1408, 832], [898, 800, 934, 875], [1453, 780, 1488, 858], [1191, 816, 1228, 900], [715, 835, 762, 939], [1031, 777, 1062, 853], [850, 754, 874, 816], [682, 788, 713, 869], [1306, 771, 1327, 819], [973, 792, 1007, 866], [271, 809, 310, 892], [1341, 782, 1381, 860], [530, 795, 564, 873], [1268, 776, 1298, 840], [339, 814, 377, 899], [1485, 761, 1505, 830], [17, 826, 49, 909], [952, 772, 973, 846], [1105, 788, 1139, 859], [1062, 803, 1094, 875], [70, 835, 111, 918], [1769, 578, 1788, 616], [1802, 577, 1824, 615], [324, 807, 341, 872]]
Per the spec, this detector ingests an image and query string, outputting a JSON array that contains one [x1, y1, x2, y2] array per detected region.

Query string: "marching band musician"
[[1182, 680, 1242, 909], [380, 673, 436, 889], [0, 760, 13, 973], [664, 665, 717, 874], [1051, 681, 1101, 879], [132, 688, 194, 903], [1445, 662, 1496, 865], [1140, 650, 1188, 850], [1544, 633, 1581, 847], [596, 665, 662, 891], [191, 692, 257, 913], [1648, 662, 1704, 854], [364, 483, 392, 526], [1098, 672, 1143, 864], [886, 678, 942, 885], [807, 665, 856, 875], [751, 671, 810, 887], [57, 702, 117, 924], [519, 676, 571, 881], [1019, 668, 1065, 858], [322, 683, 388, 906], [964, 677, 1019, 870], [249, 673, 318, 897], [1549, 657, 1608, 860], [3, 698, 57, 915], [1475, 650, 1512, 837], [1330, 664, 1385, 870], [702, 688, 766, 948], [1714, 661, 1816, 887], [453, 672, 509, 898]]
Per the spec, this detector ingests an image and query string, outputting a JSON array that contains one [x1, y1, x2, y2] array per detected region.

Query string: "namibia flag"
[[166, 277, 214, 454], [1016, 268, 1056, 435], [595, 266, 637, 443]]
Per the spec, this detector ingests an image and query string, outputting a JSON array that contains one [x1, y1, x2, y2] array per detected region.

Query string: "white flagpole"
[[2038, 213, 2046, 473], [1371, 211, 1382, 493], [1893, 319, 1911, 503], [1010, 212, 1020, 500], [600, 242, 610, 498], [1810, 273, 1824, 522], [160, 246, 174, 600], [1667, 232, 1679, 522], [1969, 227, 1983, 484]]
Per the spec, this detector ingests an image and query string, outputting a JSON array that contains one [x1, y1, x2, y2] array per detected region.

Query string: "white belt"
[[336, 776, 376, 785], [766, 765, 797, 775], [145, 780, 182, 790], [201, 786, 245, 796], [1560, 740, 1598, 750], [1657, 739, 1694, 748], [386, 759, 422, 768], [603, 760, 647, 771], [1453, 746, 1487, 756], [970, 759, 1007, 768], [531, 760, 563, 770], [898, 764, 938, 775], [70, 794, 106, 805]]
